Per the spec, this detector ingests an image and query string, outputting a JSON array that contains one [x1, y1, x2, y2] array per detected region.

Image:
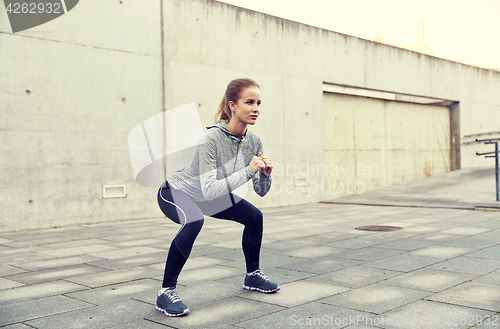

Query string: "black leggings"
[[157, 181, 263, 288]]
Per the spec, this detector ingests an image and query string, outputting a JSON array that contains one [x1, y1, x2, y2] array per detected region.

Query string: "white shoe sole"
[[156, 306, 190, 317], [243, 284, 280, 293]]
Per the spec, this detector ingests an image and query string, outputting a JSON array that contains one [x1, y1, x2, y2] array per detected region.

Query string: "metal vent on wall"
[[102, 185, 126, 199]]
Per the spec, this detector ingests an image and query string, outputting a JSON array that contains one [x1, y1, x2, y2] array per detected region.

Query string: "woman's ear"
[[228, 101, 235, 112]]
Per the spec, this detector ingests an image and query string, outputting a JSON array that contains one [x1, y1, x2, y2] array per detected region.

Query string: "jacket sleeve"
[[252, 138, 272, 197], [198, 135, 255, 201]]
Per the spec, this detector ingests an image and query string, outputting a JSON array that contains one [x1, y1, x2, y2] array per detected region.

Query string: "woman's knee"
[[248, 208, 263, 227], [192, 217, 204, 231]]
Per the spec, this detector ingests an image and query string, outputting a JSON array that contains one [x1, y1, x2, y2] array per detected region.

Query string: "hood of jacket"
[[206, 121, 247, 142]]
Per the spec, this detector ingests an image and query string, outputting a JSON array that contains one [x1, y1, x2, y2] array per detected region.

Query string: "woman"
[[156, 78, 279, 317]]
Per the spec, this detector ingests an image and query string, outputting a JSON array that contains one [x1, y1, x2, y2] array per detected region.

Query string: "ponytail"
[[213, 78, 260, 123], [213, 95, 231, 122]]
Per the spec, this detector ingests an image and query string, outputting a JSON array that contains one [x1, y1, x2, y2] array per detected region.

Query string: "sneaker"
[[243, 269, 280, 293], [156, 288, 189, 317]]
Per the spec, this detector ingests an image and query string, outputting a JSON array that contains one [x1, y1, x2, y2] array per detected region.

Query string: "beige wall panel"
[[279, 77, 325, 205], [0, 0, 161, 55], [0, 30, 163, 232], [163, 0, 283, 75]]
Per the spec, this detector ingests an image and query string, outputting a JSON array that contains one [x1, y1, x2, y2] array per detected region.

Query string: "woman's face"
[[229, 86, 261, 125]]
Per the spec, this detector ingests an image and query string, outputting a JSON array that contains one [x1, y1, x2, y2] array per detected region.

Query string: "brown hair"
[[213, 78, 260, 122]]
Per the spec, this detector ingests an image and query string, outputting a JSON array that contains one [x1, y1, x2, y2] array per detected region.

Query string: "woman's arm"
[[252, 140, 272, 197], [198, 135, 255, 201]]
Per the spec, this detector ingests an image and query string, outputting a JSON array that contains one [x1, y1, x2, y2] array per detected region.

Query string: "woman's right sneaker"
[[156, 288, 189, 317], [243, 269, 280, 293]]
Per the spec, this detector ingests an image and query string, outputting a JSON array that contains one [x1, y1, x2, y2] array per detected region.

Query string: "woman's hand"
[[258, 152, 273, 176], [249, 155, 266, 173]]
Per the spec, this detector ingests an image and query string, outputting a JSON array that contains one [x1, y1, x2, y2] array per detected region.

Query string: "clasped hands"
[[250, 152, 273, 176]]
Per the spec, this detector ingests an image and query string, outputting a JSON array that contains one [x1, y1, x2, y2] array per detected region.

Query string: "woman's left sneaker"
[[156, 288, 189, 317], [243, 269, 280, 293]]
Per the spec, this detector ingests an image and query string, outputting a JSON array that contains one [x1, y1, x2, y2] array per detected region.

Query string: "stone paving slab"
[[1, 324, 34, 328], [322, 236, 392, 250], [147, 255, 232, 273], [0, 295, 93, 326], [277, 256, 362, 274], [205, 249, 304, 270], [426, 282, 500, 312], [87, 246, 166, 260], [236, 301, 373, 329], [65, 266, 162, 288], [37, 244, 119, 258], [102, 231, 174, 242], [335, 246, 405, 261], [176, 264, 244, 285], [439, 227, 492, 235], [217, 267, 315, 287], [188, 244, 236, 257], [89, 253, 167, 270], [470, 314, 500, 328], [0, 265, 27, 276], [380, 299, 493, 329], [0, 277, 25, 290], [40, 238, 110, 249], [13, 255, 103, 271], [154, 281, 248, 308], [441, 236, 500, 249], [107, 319, 177, 328], [321, 283, 431, 314], [380, 268, 478, 292], [0, 248, 55, 264], [25, 299, 153, 329], [306, 265, 403, 289], [473, 270, 500, 285], [0, 236, 73, 248], [375, 239, 434, 251], [239, 281, 349, 308], [5, 264, 108, 285], [466, 245, 500, 260], [284, 245, 343, 259], [426, 257, 500, 275], [408, 231, 458, 242], [260, 238, 323, 251], [66, 278, 159, 305], [363, 254, 444, 272], [408, 245, 475, 259], [145, 296, 284, 329], [110, 237, 167, 247], [0, 280, 88, 305]]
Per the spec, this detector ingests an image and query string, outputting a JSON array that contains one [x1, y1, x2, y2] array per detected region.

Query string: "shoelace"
[[164, 289, 181, 303], [252, 270, 269, 281]]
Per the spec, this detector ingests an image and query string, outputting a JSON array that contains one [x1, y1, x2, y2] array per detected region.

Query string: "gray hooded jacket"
[[166, 121, 272, 202]]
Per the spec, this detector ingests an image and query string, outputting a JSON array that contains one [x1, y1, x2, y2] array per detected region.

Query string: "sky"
[[217, 0, 500, 69]]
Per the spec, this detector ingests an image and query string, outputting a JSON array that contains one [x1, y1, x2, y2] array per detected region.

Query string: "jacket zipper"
[[233, 139, 241, 174]]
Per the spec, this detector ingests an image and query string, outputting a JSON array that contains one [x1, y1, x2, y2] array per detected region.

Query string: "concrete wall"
[[2, 0, 500, 232], [0, 0, 164, 232]]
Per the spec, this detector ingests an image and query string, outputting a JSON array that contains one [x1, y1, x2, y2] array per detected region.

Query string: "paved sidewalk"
[[1, 168, 500, 328], [324, 168, 500, 210]]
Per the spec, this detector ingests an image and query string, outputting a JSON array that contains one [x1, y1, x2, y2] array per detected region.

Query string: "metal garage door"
[[323, 92, 451, 198]]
